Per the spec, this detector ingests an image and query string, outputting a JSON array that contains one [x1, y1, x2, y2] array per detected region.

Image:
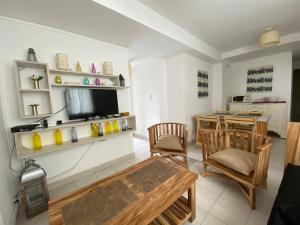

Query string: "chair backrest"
[[224, 115, 257, 133], [148, 123, 188, 152], [285, 122, 300, 168], [195, 115, 220, 145]]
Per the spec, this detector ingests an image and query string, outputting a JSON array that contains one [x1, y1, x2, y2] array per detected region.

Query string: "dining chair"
[[195, 115, 220, 146]]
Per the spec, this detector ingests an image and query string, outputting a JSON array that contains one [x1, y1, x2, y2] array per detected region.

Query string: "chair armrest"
[[148, 126, 157, 148], [182, 128, 188, 153], [253, 142, 272, 185]]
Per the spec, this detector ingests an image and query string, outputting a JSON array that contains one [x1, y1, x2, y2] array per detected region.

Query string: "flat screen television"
[[65, 88, 119, 120]]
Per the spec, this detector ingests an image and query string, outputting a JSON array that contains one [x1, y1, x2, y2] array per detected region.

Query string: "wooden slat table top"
[[48, 156, 198, 225]]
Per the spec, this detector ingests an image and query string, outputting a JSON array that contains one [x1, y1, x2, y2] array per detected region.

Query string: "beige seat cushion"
[[154, 135, 184, 151], [209, 148, 257, 176]]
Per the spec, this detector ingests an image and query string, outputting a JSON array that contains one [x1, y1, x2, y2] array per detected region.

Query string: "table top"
[[196, 112, 271, 122], [48, 156, 197, 225]]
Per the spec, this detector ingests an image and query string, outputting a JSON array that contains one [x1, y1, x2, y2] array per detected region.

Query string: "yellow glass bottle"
[[32, 132, 42, 150], [113, 120, 119, 133], [105, 121, 111, 135], [55, 129, 63, 145], [92, 123, 98, 137]]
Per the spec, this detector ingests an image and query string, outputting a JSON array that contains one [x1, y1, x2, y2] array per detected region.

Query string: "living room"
[[1, 1, 300, 225]]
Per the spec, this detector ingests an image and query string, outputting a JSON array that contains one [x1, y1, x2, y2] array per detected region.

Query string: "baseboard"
[[47, 152, 135, 188], [133, 133, 148, 140]]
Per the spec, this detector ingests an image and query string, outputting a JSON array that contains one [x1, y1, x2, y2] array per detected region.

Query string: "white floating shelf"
[[49, 69, 119, 79], [51, 83, 129, 89], [23, 113, 53, 119], [20, 89, 50, 92], [17, 130, 135, 159], [15, 60, 48, 69]]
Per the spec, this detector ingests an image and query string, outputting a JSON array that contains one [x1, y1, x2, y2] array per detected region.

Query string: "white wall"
[[0, 18, 133, 183], [223, 52, 293, 118], [183, 54, 213, 140], [131, 58, 167, 137], [212, 63, 224, 111], [0, 90, 17, 225]]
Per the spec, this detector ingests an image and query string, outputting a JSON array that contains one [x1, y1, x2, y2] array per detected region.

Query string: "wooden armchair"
[[285, 122, 300, 168], [148, 123, 188, 167], [195, 115, 220, 146], [200, 130, 272, 209], [224, 115, 257, 133]]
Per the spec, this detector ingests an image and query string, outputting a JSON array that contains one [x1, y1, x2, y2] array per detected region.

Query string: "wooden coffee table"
[[48, 156, 198, 225]]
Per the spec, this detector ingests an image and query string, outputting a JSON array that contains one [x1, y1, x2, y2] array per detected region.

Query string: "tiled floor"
[[16, 137, 285, 225]]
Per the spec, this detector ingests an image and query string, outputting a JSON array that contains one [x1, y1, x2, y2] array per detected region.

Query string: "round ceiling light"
[[260, 29, 280, 48]]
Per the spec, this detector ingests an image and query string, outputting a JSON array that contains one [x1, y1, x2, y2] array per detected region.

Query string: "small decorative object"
[[95, 78, 101, 86], [113, 120, 119, 133], [120, 112, 130, 117], [32, 132, 42, 150], [56, 53, 69, 70], [55, 129, 63, 145], [197, 70, 209, 98], [105, 121, 112, 135], [91, 63, 96, 74], [55, 75, 62, 84], [19, 160, 48, 218], [91, 123, 98, 137], [71, 127, 78, 142], [103, 62, 113, 75], [246, 65, 273, 93], [31, 74, 43, 89], [56, 120, 63, 125], [98, 122, 103, 136], [29, 104, 40, 116], [122, 119, 128, 131], [76, 61, 82, 72], [83, 77, 89, 85], [27, 48, 37, 62], [119, 74, 125, 87]]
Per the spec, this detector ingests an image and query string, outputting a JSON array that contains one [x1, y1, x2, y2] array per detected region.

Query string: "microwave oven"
[[232, 95, 251, 103]]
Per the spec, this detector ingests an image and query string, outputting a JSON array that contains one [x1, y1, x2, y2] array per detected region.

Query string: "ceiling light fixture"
[[260, 28, 280, 48]]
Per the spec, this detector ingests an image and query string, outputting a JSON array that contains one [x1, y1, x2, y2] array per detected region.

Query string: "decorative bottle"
[[91, 123, 98, 137], [71, 127, 78, 143], [113, 120, 119, 133], [76, 61, 82, 72], [83, 77, 89, 85], [55, 129, 63, 145], [122, 119, 128, 131], [105, 121, 111, 135], [32, 132, 42, 150], [98, 122, 104, 136], [91, 63, 96, 74]]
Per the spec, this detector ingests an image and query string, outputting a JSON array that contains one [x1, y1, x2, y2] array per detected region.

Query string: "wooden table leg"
[[188, 182, 196, 222]]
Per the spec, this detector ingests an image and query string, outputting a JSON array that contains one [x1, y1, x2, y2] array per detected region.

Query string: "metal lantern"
[[20, 159, 49, 218], [27, 48, 38, 62]]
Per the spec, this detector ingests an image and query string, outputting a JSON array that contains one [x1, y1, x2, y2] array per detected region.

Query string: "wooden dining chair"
[[148, 123, 188, 167], [195, 115, 220, 146], [285, 122, 300, 168], [224, 115, 257, 133]]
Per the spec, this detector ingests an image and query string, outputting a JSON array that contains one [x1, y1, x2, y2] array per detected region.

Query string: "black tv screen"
[[66, 88, 119, 120]]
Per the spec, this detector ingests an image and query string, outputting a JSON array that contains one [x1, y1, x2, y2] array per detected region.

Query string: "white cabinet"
[[229, 103, 288, 137]]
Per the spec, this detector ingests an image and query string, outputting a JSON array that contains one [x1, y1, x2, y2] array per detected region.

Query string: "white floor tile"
[[196, 187, 219, 211], [202, 214, 227, 225]]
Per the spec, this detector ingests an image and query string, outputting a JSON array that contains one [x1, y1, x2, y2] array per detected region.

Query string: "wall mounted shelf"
[[51, 83, 129, 89], [49, 69, 119, 79], [14, 115, 136, 159], [15, 60, 54, 119]]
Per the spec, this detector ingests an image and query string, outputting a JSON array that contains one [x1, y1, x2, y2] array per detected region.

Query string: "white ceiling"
[[138, 0, 300, 52], [0, 0, 205, 61], [1, 0, 300, 62]]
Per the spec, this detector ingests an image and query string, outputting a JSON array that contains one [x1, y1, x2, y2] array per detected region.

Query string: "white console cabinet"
[[229, 103, 288, 137]]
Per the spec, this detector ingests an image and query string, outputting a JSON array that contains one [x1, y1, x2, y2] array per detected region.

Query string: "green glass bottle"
[[55, 129, 63, 145], [33, 132, 42, 150], [91, 123, 98, 137]]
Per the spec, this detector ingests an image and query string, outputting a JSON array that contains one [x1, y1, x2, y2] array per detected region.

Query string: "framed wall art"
[[246, 65, 273, 93], [198, 70, 208, 98]]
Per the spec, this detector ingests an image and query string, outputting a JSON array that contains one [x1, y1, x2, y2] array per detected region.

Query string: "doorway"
[[291, 69, 300, 121]]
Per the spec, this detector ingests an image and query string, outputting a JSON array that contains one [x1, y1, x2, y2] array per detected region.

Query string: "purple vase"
[[95, 78, 101, 85], [91, 63, 96, 74]]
